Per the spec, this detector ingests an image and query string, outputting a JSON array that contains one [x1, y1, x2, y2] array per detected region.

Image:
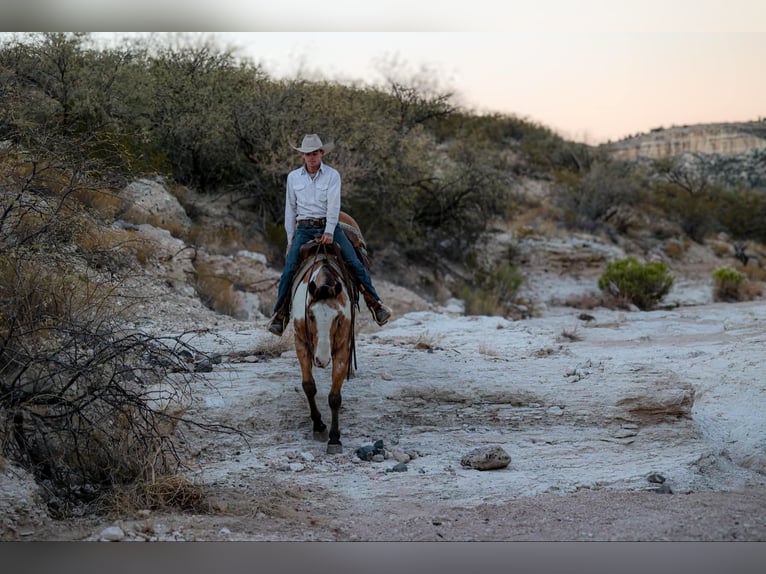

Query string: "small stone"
[[381, 373, 393, 381], [194, 359, 213, 373], [355, 445, 375, 461], [647, 472, 666, 484], [460, 445, 511, 471], [391, 449, 411, 464], [371, 454, 385, 463], [386, 462, 408, 473], [650, 483, 673, 494]]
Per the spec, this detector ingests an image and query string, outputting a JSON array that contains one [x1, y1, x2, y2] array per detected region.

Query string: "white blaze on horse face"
[[311, 302, 336, 368]]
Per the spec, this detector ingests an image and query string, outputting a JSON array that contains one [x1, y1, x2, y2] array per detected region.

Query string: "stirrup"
[[371, 302, 392, 326], [268, 312, 288, 336]]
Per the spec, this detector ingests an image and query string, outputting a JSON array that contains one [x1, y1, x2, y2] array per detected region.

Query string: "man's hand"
[[319, 232, 333, 245]]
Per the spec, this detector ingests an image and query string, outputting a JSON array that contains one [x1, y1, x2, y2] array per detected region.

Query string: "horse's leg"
[[297, 339, 326, 437], [326, 344, 350, 454]]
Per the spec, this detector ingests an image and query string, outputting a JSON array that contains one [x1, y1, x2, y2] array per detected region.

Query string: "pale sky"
[[6, 1, 766, 143]]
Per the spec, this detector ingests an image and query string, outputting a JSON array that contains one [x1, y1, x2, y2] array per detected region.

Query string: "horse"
[[289, 223, 361, 454]]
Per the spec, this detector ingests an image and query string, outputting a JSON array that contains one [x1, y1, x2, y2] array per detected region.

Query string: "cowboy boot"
[[363, 291, 392, 326], [267, 306, 289, 336]]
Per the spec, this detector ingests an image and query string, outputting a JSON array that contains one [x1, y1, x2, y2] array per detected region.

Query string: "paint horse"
[[290, 213, 365, 454]]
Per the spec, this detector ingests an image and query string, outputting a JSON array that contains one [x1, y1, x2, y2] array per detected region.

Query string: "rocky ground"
[[3, 230, 766, 543]]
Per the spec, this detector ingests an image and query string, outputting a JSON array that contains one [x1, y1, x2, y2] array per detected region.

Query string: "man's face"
[[302, 149, 324, 173]]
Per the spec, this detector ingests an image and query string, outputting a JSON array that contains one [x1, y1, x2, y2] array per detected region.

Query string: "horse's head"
[[308, 265, 343, 301], [294, 260, 352, 369]]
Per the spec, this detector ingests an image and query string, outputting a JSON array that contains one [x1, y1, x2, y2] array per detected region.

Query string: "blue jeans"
[[272, 223, 381, 314]]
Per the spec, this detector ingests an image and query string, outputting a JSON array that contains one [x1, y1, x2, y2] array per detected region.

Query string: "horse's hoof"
[[326, 443, 342, 455]]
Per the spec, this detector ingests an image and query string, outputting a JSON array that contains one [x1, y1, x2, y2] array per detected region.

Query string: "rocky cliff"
[[605, 121, 766, 160]]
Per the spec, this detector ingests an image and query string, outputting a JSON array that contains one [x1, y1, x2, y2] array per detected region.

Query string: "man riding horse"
[[268, 134, 392, 335]]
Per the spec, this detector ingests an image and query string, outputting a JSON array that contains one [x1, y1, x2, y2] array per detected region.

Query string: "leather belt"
[[298, 218, 326, 227]]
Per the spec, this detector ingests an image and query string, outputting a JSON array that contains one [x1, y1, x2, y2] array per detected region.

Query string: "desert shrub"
[[598, 257, 674, 310], [554, 159, 645, 234], [187, 223, 246, 256], [712, 266, 745, 302], [192, 260, 243, 318], [664, 238, 689, 259], [0, 141, 243, 516], [710, 266, 763, 302], [460, 263, 524, 317], [108, 475, 208, 514]]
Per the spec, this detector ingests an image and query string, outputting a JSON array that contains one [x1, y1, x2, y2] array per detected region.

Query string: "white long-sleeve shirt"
[[284, 162, 341, 244]]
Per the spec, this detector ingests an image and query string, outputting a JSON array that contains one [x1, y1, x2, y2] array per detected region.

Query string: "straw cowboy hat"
[[291, 134, 334, 154]]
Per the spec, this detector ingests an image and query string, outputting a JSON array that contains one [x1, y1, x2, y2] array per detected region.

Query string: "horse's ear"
[[309, 280, 317, 296], [333, 281, 342, 296]]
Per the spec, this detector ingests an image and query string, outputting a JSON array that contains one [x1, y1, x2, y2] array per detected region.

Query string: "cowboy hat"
[[291, 134, 334, 154]]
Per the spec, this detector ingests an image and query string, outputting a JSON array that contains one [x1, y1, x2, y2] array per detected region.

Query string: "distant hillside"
[[604, 120, 766, 160]]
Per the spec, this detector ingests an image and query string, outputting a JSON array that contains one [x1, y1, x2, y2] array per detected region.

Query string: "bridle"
[[299, 242, 358, 379]]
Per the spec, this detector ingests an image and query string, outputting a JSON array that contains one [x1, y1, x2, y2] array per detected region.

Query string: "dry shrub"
[[70, 224, 158, 272], [71, 186, 122, 217], [563, 292, 603, 310], [460, 263, 524, 317], [193, 260, 242, 317], [188, 223, 245, 254], [708, 239, 733, 258], [664, 238, 689, 259], [558, 325, 582, 342], [711, 266, 760, 302], [119, 204, 189, 240], [563, 291, 633, 311], [741, 262, 766, 283], [109, 475, 209, 514]]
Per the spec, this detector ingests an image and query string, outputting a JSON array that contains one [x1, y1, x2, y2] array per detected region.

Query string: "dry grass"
[[664, 238, 690, 259], [558, 325, 583, 342], [708, 239, 734, 258], [740, 262, 766, 282], [71, 186, 123, 217], [120, 205, 189, 239], [411, 331, 442, 351], [563, 291, 633, 311], [193, 260, 243, 317], [478, 341, 499, 356], [712, 266, 764, 302], [188, 223, 245, 254], [108, 475, 209, 514]]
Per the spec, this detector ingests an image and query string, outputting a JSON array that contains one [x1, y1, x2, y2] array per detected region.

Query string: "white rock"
[[99, 526, 126, 542], [460, 445, 512, 471]]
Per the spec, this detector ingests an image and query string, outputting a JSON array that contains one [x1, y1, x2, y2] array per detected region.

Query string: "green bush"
[[712, 266, 746, 302], [598, 257, 674, 310]]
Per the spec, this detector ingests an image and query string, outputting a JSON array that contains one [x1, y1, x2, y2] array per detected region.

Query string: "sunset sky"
[[6, 1, 766, 144]]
